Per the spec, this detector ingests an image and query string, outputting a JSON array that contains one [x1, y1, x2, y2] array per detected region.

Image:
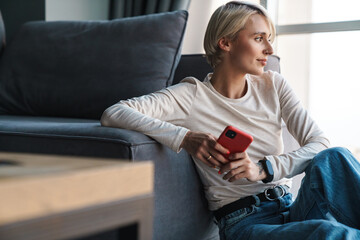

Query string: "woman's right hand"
[[180, 131, 230, 168]]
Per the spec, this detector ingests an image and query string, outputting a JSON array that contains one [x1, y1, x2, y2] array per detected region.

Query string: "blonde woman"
[[101, 1, 360, 239]]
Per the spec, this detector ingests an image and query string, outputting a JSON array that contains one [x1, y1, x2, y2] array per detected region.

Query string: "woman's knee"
[[317, 147, 349, 157], [308, 147, 354, 171], [313, 147, 351, 162]]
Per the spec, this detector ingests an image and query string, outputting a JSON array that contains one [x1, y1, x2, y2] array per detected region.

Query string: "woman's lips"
[[257, 59, 267, 66]]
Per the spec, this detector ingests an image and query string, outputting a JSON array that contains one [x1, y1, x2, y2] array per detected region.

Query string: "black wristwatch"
[[259, 159, 274, 183]]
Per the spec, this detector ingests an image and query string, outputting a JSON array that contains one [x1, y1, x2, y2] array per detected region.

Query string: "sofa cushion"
[[0, 10, 188, 119]]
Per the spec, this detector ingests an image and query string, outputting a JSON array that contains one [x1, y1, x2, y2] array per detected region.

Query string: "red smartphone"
[[217, 126, 253, 159]]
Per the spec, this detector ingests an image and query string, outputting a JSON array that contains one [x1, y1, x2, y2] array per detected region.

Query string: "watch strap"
[[259, 159, 274, 183]]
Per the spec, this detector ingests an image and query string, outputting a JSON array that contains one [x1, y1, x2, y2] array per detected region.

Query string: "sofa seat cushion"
[[0, 10, 188, 119], [0, 115, 157, 158]]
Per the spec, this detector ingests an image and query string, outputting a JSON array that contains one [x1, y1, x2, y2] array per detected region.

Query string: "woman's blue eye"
[[255, 37, 263, 41]]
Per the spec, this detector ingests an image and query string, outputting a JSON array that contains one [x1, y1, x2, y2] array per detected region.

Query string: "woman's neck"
[[210, 64, 248, 99]]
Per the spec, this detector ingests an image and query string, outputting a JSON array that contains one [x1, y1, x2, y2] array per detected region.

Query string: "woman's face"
[[228, 14, 274, 76]]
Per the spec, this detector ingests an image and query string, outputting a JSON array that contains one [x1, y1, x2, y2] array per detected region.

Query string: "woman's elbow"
[[100, 108, 112, 127], [100, 102, 131, 128]]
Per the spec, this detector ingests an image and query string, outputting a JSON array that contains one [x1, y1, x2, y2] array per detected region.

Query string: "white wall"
[[181, 0, 215, 54], [45, 0, 110, 21]]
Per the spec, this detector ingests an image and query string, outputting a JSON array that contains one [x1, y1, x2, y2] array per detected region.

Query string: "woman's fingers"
[[182, 132, 261, 181], [228, 152, 247, 160], [195, 148, 222, 168], [203, 154, 223, 168], [194, 133, 227, 167], [214, 145, 231, 163], [220, 152, 262, 182], [223, 165, 246, 181], [208, 135, 230, 154], [207, 134, 230, 164], [208, 149, 229, 165], [181, 131, 231, 168], [219, 152, 247, 173]]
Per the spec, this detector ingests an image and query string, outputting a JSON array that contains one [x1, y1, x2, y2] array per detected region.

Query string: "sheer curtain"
[[109, 0, 191, 19], [0, 11, 5, 55]]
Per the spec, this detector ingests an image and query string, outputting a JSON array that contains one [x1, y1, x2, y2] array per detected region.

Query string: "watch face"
[[262, 160, 274, 183], [265, 160, 274, 175]]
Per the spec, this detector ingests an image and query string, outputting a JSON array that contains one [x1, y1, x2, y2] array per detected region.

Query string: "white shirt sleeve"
[[265, 72, 331, 181], [100, 79, 197, 152]]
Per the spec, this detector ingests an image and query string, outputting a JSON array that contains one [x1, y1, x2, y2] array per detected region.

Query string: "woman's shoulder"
[[168, 75, 210, 92], [164, 76, 204, 99], [167, 76, 198, 89], [179, 76, 205, 85]]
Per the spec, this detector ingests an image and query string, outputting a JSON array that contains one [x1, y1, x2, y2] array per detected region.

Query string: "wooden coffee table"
[[0, 152, 154, 240]]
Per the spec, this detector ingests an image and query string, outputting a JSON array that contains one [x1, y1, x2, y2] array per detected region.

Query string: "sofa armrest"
[[118, 129, 219, 240]]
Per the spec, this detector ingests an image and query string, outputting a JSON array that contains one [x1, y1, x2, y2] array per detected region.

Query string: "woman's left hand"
[[219, 151, 266, 182]]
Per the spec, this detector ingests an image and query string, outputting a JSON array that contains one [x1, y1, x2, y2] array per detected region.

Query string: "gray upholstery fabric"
[[0, 10, 187, 119]]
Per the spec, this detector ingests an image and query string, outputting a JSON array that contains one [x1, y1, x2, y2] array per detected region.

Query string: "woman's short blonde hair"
[[203, 1, 275, 68]]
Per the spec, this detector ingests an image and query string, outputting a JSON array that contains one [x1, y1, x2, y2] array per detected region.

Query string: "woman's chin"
[[248, 68, 264, 76]]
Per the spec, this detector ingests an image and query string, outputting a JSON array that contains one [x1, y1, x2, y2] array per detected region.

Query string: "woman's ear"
[[218, 37, 232, 52]]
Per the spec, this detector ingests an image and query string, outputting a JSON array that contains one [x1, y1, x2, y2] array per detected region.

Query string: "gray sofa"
[[0, 10, 299, 240]]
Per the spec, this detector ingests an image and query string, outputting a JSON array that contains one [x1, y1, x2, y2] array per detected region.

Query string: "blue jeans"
[[217, 147, 360, 240]]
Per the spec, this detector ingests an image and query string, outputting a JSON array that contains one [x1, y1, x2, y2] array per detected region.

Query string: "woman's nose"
[[264, 42, 274, 55]]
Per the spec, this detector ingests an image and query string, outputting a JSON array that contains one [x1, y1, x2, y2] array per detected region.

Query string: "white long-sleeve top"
[[101, 71, 330, 210]]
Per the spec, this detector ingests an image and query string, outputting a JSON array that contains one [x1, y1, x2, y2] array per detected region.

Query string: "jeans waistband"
[[213, 185, 290, 221]]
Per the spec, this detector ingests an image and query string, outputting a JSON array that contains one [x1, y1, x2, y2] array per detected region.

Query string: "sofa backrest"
[[0, 10, 188, 119], [173, 54, 280, 85]]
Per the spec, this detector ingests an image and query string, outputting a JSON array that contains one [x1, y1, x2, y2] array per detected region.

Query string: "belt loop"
[[252, 194, 260, 207]]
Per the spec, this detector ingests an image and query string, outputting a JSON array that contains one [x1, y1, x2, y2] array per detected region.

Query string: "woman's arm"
[[267, 72, 330, 181], [101, 81, 195, 152], [101, 78, 231, 167]]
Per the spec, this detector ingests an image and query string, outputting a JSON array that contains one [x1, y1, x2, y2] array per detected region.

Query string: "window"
[[268, 0, 360, 158], [273, 0, 360, 25]]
